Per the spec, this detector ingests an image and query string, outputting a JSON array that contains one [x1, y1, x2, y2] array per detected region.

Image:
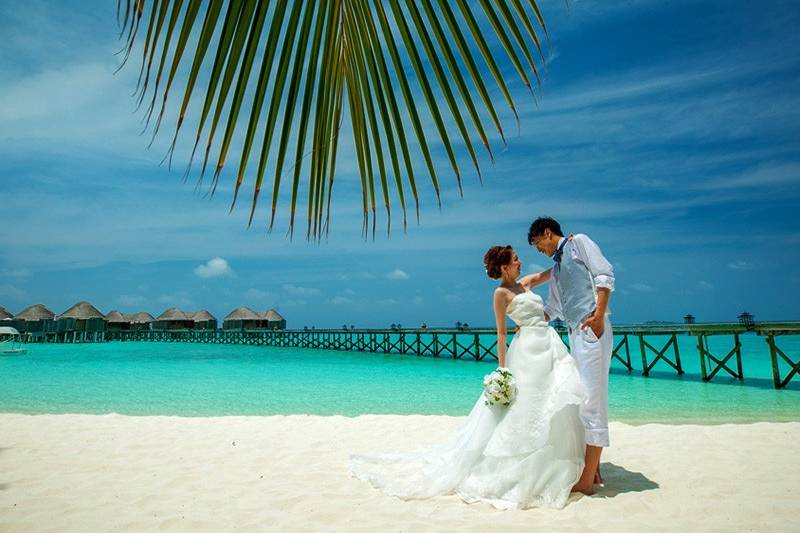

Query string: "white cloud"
[[0, 284, 26, 299], [694, 162, 800, 191], [331, 296, 352, 305], [630, 283, 654, 292], [728, 260, 754, 271], [385, 269, 409, 280], [377, 298, 399, 305], [412, 296, 424, 305], [244, 288, 271, 300], [194, 257, 233, 278], [0, 268, 31, 278], [115, 295, 146, 307], [282, 284, 321, 296], [157, 294, 193, 307], [697, 281, 714, 290]]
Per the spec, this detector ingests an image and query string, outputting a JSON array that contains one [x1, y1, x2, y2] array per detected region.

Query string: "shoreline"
[[1, 409, 798, 426], [1, 414, 798, 531]]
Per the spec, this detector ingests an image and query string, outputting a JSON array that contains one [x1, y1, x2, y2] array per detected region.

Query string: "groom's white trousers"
[[567, 316, 613, 448]]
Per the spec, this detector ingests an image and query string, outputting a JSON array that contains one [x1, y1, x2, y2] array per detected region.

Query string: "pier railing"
[[15, 322, 800, 389]]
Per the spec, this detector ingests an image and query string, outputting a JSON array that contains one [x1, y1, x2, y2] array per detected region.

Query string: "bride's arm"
[[519, 268, 551, 290], [493, 289, 509, 368]]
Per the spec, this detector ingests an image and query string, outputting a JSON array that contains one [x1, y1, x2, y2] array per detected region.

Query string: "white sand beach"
[[0, 415, 797, 532]]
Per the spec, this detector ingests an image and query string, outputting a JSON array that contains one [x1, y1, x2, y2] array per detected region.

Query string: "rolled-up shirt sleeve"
[[544, 268, 564, 321], [573, 234, 615, 291]]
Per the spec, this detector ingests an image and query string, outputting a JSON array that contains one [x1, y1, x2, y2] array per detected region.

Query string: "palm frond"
[[117, 0, 548, 240]]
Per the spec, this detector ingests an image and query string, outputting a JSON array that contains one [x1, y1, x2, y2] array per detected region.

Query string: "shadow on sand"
[[596, 462, 658, 497], [0, 447, 9, 490]]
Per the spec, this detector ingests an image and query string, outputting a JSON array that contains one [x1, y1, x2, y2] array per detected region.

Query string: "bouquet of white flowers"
[[483, 367, 517, 406]]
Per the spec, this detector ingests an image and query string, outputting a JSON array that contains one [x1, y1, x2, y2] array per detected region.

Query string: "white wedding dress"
[[350, 291, 586, 509]]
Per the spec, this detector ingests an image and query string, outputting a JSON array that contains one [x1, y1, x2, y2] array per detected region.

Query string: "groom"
[[528, 217, 614, 495]]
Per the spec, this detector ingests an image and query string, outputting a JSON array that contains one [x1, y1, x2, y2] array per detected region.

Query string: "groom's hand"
[[580, 312, 604, 338]]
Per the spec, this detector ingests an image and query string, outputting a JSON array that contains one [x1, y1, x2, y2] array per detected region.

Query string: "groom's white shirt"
[[544, 234, 615, 323], [544, 233, 615, 447]]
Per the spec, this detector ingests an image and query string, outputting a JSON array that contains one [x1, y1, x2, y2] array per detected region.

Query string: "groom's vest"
[[554, 240, 597, 329]]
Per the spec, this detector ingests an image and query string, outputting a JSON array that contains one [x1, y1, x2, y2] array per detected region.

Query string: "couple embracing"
[[351, 217, 615, 509]]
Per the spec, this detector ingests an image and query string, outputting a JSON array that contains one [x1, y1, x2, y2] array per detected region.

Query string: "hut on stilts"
[[130, 312, 155, 331], [262, 309, 286, 330], [223, 307, 262, 330], [105, 310, 131, 332], [154, 308, 194, 330], [14, 304, 57, 342], [57, 301, 107, 342], [187, 310, 218, 330]]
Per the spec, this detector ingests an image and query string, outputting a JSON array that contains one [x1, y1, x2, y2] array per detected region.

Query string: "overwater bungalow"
[[15, 303, 55, 321], [738, 311, 755, 328], [154, 308, 194, 330], [262, 309, 286, 330], [14, 304, 57, 339], [0, 306, 13, 321], [129, 312, 155, 331], [187, 310, 217, 330], [105, 310, 131, 331], [58, 301, 106, 329], [223, 307, 262, 330], [55, 302, 106, 342]]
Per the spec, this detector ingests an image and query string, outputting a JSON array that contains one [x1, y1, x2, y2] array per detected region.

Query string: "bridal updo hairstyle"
[[484, 245, 514, 280]]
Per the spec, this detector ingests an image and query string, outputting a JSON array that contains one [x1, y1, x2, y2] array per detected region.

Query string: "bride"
[[350, 245, 587, 509]]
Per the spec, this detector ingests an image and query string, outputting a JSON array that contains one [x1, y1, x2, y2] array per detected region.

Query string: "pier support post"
[[696, 333, 743, 382], [612, 334, 632, 371], [639, 333, 684, 377], [766, 334, 800, 389]]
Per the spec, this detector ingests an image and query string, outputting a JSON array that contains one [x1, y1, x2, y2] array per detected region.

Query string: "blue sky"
[[1, 0, 798, 328]]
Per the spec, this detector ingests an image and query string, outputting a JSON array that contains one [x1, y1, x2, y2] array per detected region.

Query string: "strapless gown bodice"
[[506, 291, 549, 328]]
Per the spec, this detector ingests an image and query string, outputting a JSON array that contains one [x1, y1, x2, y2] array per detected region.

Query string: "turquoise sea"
[[1, 334, 798, 423]]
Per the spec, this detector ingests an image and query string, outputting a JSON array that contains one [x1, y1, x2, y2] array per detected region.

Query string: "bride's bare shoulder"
[[493, 286, 516, 306]]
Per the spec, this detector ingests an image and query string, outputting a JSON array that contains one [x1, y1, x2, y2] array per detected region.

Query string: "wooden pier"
[[14, 322, 800, 389]]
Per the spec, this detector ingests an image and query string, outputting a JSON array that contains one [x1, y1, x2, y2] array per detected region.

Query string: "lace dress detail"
[[350, 291, 586, 509]]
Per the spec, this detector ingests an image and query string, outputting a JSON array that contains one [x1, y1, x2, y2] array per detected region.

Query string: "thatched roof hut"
[[187, 310, 217, 330], [128, 311, 155, 331], [157, 308, 190, 321], [57, 301, 106, 332], [223, 306, 261, 330], [188, 310, 216, 322], [105, 310, 128, 323], [130, 312, 155, 324], [263, 309, 284, 321], [15, 304, 55, 321], [0, 306, 12, 320], [262, 309, 286, 330], [154, 308, 194, 330], [58, 301, 105, 320], [224, 307, 260, 321], [105, 310, 131, 331]]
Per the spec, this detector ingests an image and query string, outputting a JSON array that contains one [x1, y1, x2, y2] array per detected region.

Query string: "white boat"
[[0, 326, 28, 355]]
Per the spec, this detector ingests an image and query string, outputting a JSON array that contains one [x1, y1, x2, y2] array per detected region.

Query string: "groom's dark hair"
[[527, 217, 564, 243]]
